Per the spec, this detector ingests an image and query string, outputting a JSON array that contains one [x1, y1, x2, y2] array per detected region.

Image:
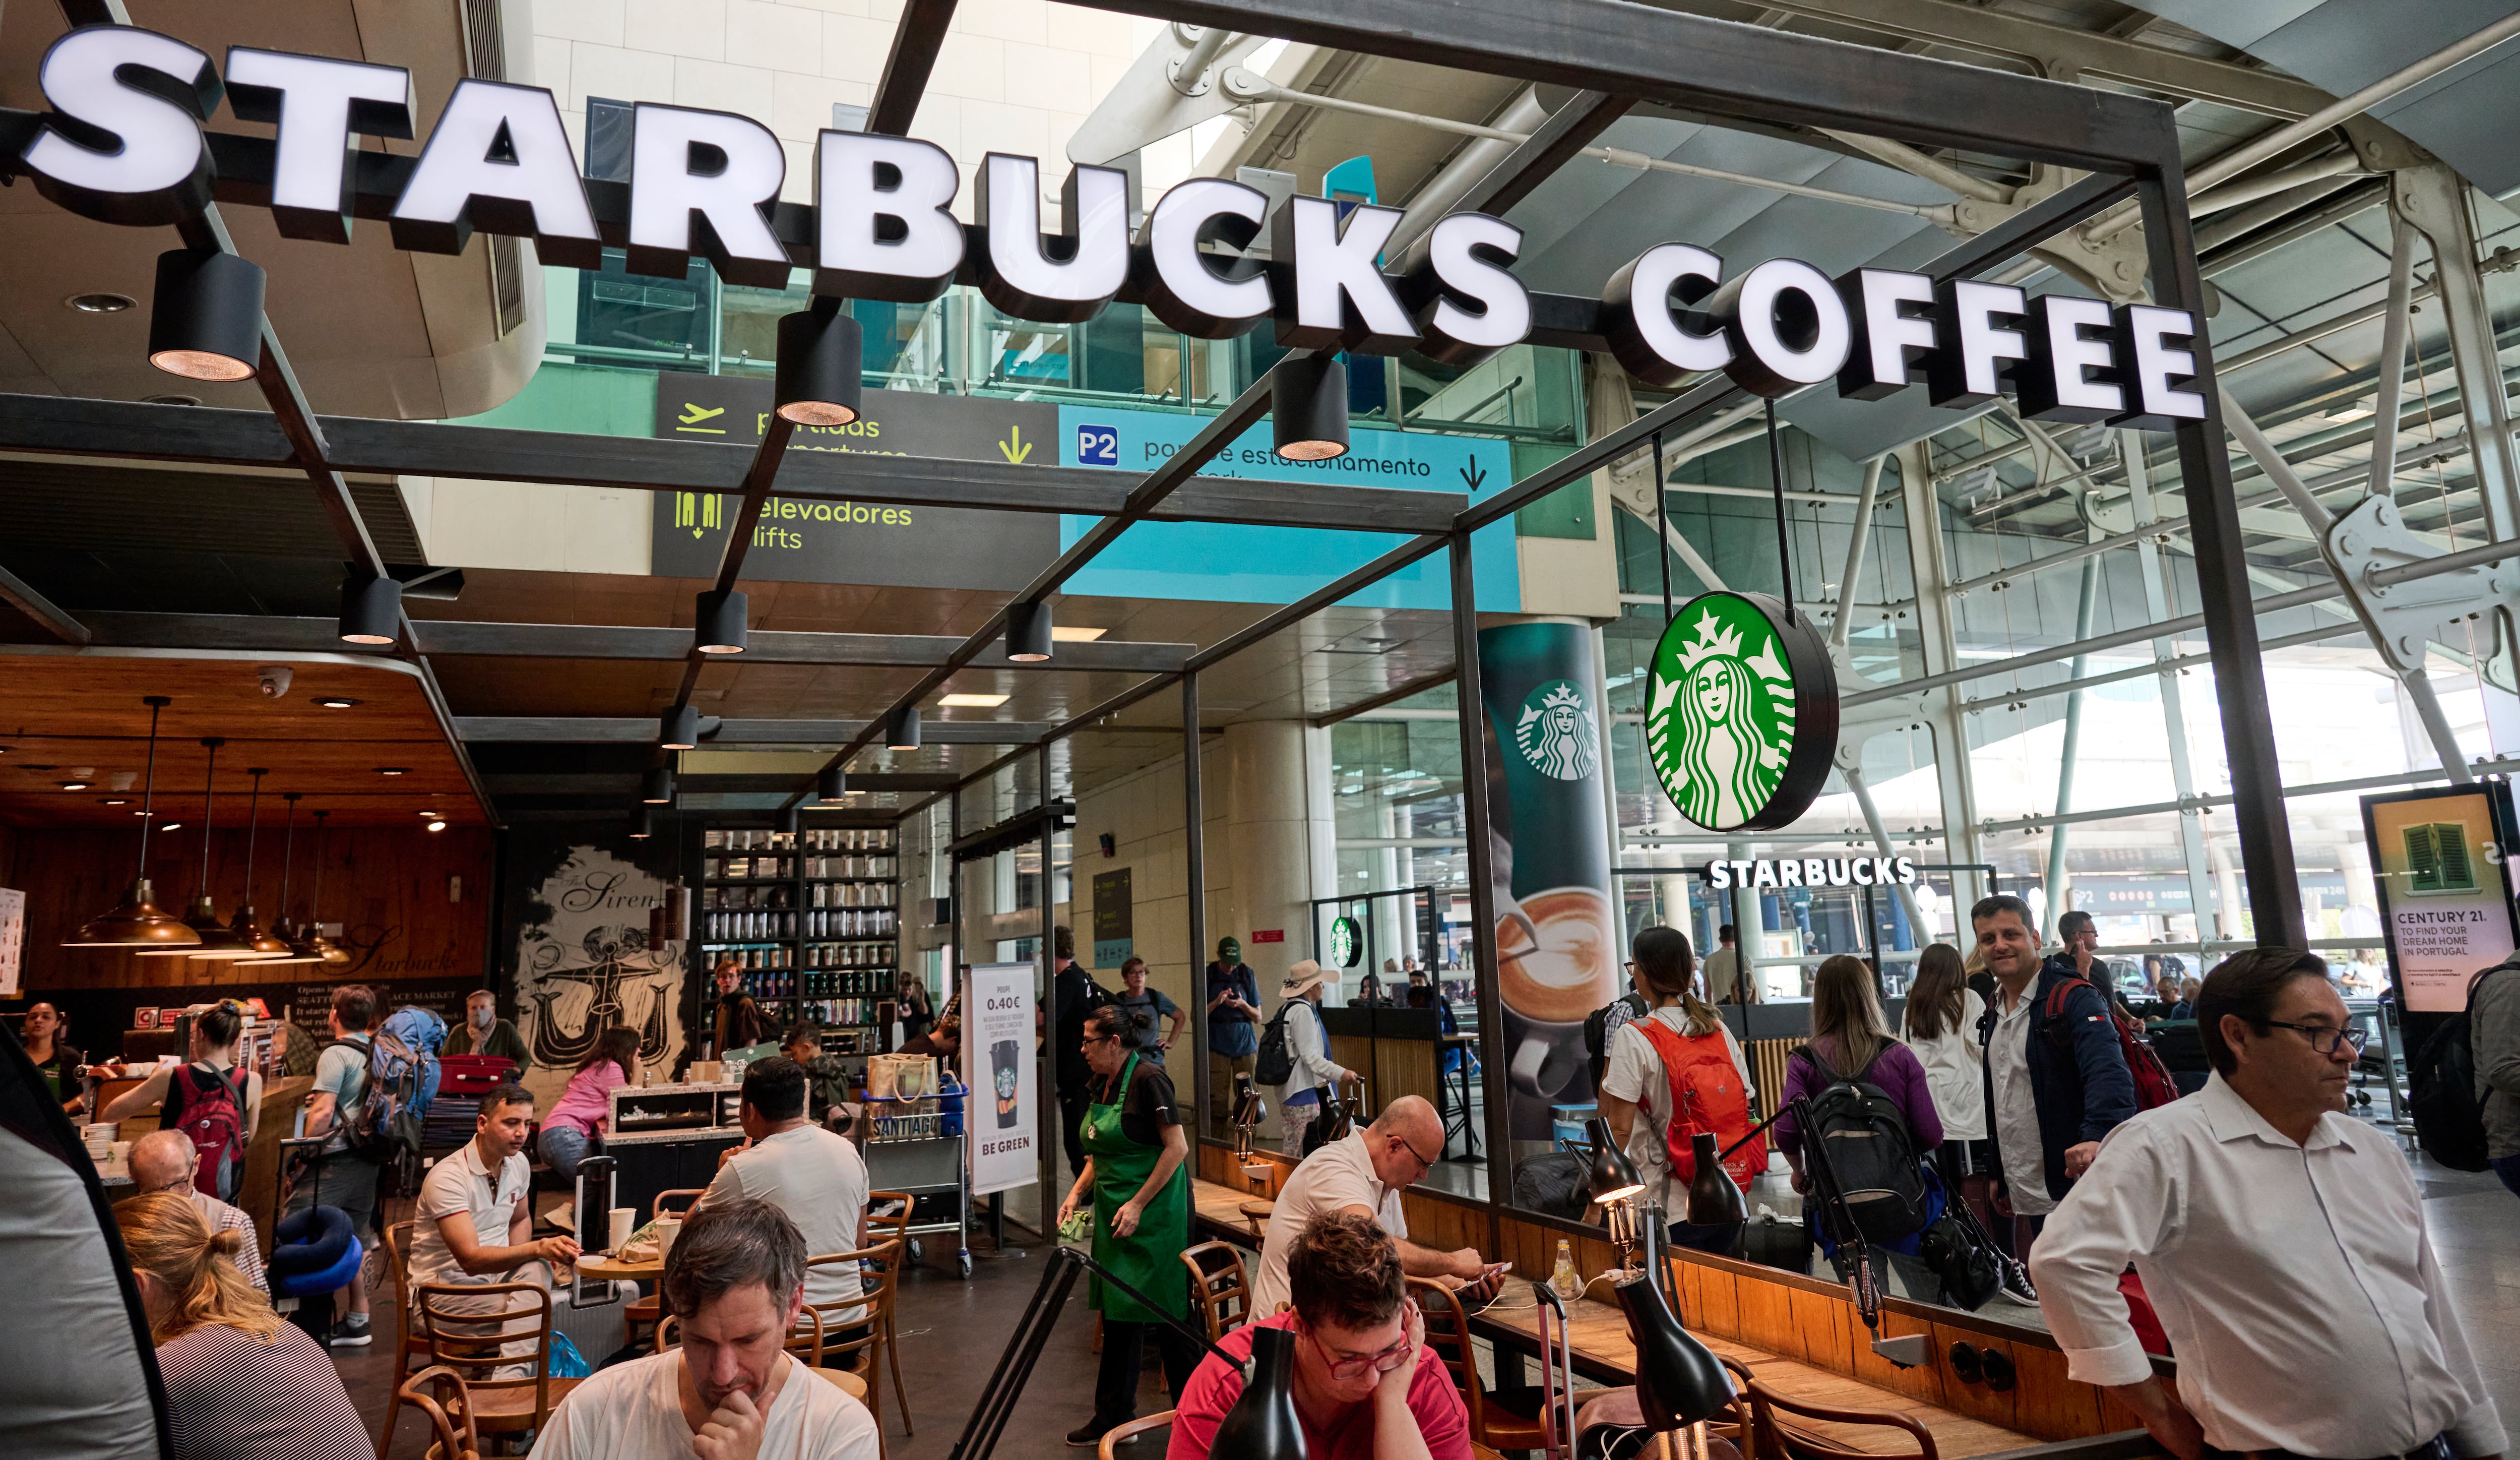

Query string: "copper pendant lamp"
[[146, 738, 254, 957], [219, 768, 293, 960], [297, 809, 351, 967], [65, 695, 200, 947], [258, 792, 322, 964]]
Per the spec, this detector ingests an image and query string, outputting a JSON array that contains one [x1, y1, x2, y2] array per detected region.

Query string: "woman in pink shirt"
[[539, 1025, 640, 1179]]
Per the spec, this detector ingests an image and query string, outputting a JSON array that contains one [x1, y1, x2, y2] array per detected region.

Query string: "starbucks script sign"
[[1645, 591, 1840, 832]]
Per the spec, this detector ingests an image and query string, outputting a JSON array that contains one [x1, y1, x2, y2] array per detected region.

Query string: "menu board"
[[2363, 784, 2520, 1013]]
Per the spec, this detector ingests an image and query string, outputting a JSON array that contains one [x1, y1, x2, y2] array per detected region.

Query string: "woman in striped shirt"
[[115, 1192, 372, 1460]]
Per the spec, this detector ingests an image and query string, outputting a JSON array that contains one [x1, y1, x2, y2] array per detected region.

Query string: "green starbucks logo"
[[1646, 591, 1840, 832], [1513, 680, 1598, 781], [1328, 916, 1363, 968]]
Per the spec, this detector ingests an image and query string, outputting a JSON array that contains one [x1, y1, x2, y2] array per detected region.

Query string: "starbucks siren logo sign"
[[1328, 916, 1363, 969], [1514, 681, 1598, 781], [1646, 591, 1840, 832]]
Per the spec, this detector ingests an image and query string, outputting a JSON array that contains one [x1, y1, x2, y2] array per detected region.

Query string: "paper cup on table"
[[608, 1207, 636, 1253], [655, 1217, 682, 1262]]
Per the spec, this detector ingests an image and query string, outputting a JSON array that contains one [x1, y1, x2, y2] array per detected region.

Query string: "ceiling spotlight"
[[59, 779, 91, 790], [777, 804, 800, 835], [142, 393, 201, 406], [376, 767, 409, 776], [817, 764, 846, 801], [338, 572, 402, 645], [938, 693, 1010, 708], [147, 248, 266, 382], [1005, 600, 1053, 662], [69, 291, 137, 313], [1051, 626, 1107, 642], [426, 819, 448, 833], [643, 766, 676, 805], [627, 807, 653, 840], [1272, 353, 1350, 462], [773, 307, 863, 427], [158, 821, 182, 832], [661, 705, 701, 751], [885, 705, 921, 752], [695, 588, 749, 654], [314, 696, 361, 709], [102, 798, 129, 805]]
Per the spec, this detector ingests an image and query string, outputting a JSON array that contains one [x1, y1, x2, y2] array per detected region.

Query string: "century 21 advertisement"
[[2363, 783, 2520, 1014]]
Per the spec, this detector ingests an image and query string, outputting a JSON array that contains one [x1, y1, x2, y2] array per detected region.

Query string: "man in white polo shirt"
[[701, 1055, 870, 1333], [410, 1082, 580, 1372], [1248, 1096, 1498, 1316]]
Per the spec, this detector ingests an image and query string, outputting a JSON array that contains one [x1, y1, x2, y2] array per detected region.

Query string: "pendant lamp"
[[643, 765, 676, 805], [773, 307, 864, 427], [218, 768, 293, 960], [298, 809, 351, 967], [65, 696, 200, 947], [258, 793, 321, 964], [885, 705, 921, 751], [1005, 599, 1053, 662], [1271, 353, 1350, 462], [817, 763, 846, 801], [146, 738, 253, 957], [651, 800, 691, 945]]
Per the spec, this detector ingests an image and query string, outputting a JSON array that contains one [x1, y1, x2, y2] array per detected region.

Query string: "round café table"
[[575, 1252, 664, 1284]]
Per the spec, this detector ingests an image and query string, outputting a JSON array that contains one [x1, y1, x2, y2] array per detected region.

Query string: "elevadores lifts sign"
[[19, 25, 2212, 425]]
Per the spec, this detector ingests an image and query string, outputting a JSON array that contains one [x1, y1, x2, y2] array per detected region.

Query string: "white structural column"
[[2042, 551, 2105, 935], [2120, 430, 2220, 939], [1215, 720, 1331, 1003], [1895, 442, 1987, 907]]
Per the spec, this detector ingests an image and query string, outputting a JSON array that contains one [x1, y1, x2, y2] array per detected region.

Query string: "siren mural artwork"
[[1646, 591, 1841, 833], [508, 841, 686, 1097]]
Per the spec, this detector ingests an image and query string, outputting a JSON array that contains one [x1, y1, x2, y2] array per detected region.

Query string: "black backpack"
[[1585, 991, 1650, 1090], [1794, 1044, 1929, 1243], [2409, 962, 2514, 1173], [1253, 1002, 1300, 1087]]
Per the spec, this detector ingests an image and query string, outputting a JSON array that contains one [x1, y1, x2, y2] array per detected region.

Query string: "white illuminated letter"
[[1271, 195, 1418, 354], [225, 48, 412, 244], [1927, 279, 2028, 407], [1719, 257, 1851, 398], [22, 26, 219, 226], [627, 102, 789, 287], [1602, 244, 1730, 387], [1135, 176, 1271, 338], [814, 131, 964, 303], [1405, 213, 1530, 366], [1707, 861, 1733, 891], [977, 153, 1129, 323], [392, 80, 600, 267], [1894, 856, 1916, 884], [2110, 305, 2209, 430], [2020, 295, 2125, 422], [1836, 268, 1935, 400]]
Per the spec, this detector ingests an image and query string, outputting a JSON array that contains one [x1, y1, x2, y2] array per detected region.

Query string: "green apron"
[[1083, 1053, 1190, 1322]]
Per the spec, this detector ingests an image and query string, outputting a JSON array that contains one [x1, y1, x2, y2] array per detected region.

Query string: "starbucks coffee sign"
[[19, 24, 2212, 423], [1703, 856, 1917, 889], [1514, 681, 1600, 780], [1328, 916, 1363, 969], [1645, 591, 1840, 832]]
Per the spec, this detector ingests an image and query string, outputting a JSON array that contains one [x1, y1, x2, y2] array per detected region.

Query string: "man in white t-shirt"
[[1248, 1098, 1496, 1315], [702, 1056, 870, 1327], [531, 1198, 879, 1460], [412, 1082, 580, 1373]]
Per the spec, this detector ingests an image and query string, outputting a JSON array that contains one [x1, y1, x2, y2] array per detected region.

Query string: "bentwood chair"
[[789, 1240, 904, 1460], [1181, 1242, 1254, 1342], [397, 1366, 485, 1460], [1411, 1277, 1556, 1451], [658, 1314, 870, 1404], [1099, 1410, 1175, 1460], [412, 1282, 583, 1443], [377, 1222, 434, 1459], [864, 1190, 917, 1431], [1743, 1378, 1936, 1460], [621, 1188, 707, 1349]]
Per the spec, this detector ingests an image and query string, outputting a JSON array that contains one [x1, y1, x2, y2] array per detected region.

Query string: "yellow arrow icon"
[[998, 425, 1033, 464]]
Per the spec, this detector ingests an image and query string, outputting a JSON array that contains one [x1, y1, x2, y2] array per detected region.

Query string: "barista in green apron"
[[1056, 1002, 1198, 1448]]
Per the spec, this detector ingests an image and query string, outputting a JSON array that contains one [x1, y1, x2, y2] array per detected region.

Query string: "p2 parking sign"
[[1076, 421, 1119, 466]]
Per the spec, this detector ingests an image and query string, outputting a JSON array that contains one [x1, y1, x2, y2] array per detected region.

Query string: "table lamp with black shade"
[[1585, 1120, 1737, 1460]]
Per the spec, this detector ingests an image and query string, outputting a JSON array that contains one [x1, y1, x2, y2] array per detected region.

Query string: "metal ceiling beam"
[[1440, 90, 1635, 217], [0, 561, 89, 645], [456, 718, 1051, 745], [868, 0, 958, 136], [73, 612, 1193, 672]]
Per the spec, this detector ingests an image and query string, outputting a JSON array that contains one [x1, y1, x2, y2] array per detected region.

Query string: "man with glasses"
[[1248, 1097, 1500, 1317], [2032, 949, 2503, 1460], [1172, 1211, 1469, 1460], [128, 1128, 268, 1296]]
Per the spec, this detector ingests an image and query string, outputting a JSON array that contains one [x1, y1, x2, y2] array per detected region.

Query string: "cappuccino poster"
[[500, 827, 689, 1106], [1478, 622, 1618, 1151], [969, 962, 1038, 1197], [2363, 784, 2520, 1015]]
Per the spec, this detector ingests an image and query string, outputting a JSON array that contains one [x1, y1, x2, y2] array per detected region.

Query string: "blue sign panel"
[[1056, 406, 1520, 611]]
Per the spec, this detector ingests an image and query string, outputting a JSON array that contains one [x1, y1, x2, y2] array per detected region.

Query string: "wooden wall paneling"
[[1733, 1264, 1799, 1355], [2006, 1342, 2108, 1441], [1375, 1035, 1439, 1115], [1329, 1032, 1376, 1107], [1929, 1319, 2022, 1434], [1784, 1284, 1852, 1371], [1682, 1258, 1742, 1342], [1845, 1307, 1950, 1407]]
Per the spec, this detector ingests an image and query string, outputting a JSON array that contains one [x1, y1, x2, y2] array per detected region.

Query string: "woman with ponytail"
[[1596, 925, 1761, 1255], [114, 1192, 370, 1460]]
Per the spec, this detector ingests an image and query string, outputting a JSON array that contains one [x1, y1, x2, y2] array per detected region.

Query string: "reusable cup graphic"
[[992, 1038, 1022, 1128]]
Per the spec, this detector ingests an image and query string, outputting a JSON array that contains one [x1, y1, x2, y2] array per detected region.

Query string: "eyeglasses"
[[1304, 1322, 1415, 1380], [1390, 1132, 1438, 1174], [2259, 1019, 2370, 1056]]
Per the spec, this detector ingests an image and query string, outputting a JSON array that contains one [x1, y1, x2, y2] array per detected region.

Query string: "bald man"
[[128, 1128, 269, 1296], [1249, 1096, 1500, 1316]]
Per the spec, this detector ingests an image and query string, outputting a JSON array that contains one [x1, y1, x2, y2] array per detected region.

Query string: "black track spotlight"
[[885, 705, 921, 752], [660, 705, 701, 751], [642, 766, 675, 805], [695, 588, 749, 655], [1272, 353, 1350, 462], [628, 807, 653, 840], [148, 248, 266, 383], [773, 308, 864, 427], [1005, 600, 1054, 662], [338, 573, 402, 646], [817, 764, 847, 801], [777, 804, 800, 835]]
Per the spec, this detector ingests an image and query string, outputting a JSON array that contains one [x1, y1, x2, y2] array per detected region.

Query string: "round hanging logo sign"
[[1328, 916, 1363, 969], [1645, 591, 1840, 832], [1513, 679, 1598, 781]]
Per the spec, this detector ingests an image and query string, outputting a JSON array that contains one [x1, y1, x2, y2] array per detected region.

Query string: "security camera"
[[257, 665, 293, 699]]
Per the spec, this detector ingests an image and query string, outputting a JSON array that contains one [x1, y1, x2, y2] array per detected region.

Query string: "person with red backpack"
[[99, 1003, 261, 1202], [1596, 926, 1762, 1256]]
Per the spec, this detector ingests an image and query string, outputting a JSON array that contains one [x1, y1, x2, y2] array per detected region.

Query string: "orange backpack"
[[1631, 1018, 1765, 1192]]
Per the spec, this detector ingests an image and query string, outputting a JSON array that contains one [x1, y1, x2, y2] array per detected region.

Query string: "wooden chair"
[[863, 1190, 916, 1432], [411, 1282, 584, 1443], [396, 1366, 485, 1460], [622, 1188, 707, 1347], [1743, 1378, 1937, 1460], [790, 1239, 904, 1460], [1099, 1410, 1174, 1460], [1411, 1278, 1553, 1451], [376, 1221, 435, 1459], [1181, 1242, 1253, 1342], [656, 1309, 867, 1411]]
